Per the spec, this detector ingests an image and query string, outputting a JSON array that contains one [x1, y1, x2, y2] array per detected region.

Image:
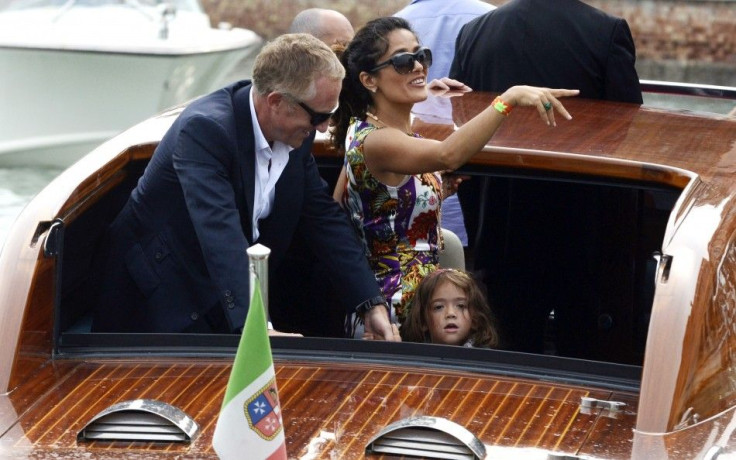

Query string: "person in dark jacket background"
[[450, 0, 642, 353], [449, 0, 643, 104]]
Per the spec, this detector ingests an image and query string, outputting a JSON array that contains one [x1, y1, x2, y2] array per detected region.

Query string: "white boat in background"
[[0, 0, 261, 168]]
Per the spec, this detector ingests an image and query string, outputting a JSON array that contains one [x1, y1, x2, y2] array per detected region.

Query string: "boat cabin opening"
[[53, 142, 681, 368]]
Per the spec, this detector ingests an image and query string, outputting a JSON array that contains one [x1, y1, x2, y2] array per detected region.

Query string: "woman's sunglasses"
[[284, 93, 338, 126], [370, 47, 433, 75]]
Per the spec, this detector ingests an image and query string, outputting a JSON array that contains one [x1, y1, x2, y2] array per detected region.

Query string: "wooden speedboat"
[[1, 84, 736, 458]]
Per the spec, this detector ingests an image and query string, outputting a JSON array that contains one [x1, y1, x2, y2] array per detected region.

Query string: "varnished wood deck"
[[1, 358, 638, 458]]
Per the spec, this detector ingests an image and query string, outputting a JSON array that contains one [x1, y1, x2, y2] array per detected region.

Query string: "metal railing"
[[640, 80, 736, 100]]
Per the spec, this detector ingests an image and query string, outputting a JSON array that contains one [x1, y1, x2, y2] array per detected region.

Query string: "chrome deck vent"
[[77, 399, 199, 443], [366, 416, 485, 460]]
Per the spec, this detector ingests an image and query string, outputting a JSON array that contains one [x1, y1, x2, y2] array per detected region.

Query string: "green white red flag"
[[212, 282, 287, 459]]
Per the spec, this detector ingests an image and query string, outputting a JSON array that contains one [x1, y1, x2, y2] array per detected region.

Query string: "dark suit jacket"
[[92, 80, 380, 333], [449, 0, 643, 103]]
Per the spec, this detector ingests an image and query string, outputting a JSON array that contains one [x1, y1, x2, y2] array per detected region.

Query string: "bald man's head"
[[289, 8, 354, 46]]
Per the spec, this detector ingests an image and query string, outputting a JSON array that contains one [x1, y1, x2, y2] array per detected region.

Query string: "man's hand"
[[362, 323, 400, 341], [363, 305, 401, 341], [268, 329, 303, 337], [428, 77, 472, 96]]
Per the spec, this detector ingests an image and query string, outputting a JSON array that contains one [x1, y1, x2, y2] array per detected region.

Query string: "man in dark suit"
[[92, 34, 397, 339], [449, 0, 643, 104], [448, 0, 641, 354]]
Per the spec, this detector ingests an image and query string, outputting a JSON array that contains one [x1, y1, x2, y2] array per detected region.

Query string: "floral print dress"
[[341, 118, 443, 323]]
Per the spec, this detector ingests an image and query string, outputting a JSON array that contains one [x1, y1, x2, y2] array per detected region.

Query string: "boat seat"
[[439, 228, 465, 271]]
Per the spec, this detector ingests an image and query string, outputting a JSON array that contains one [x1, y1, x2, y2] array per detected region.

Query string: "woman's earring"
[[369, 87, 377, 93]]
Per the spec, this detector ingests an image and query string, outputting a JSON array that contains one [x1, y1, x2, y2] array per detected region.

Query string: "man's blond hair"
[[253, 33, 345, 100]]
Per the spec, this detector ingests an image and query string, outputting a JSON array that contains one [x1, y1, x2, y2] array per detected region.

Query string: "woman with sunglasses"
[[331, 17, 578, 331]]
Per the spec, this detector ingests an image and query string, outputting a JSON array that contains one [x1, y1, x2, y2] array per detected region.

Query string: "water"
[[0, 166, 63, 252]]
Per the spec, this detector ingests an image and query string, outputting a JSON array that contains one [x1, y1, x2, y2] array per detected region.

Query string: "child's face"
[[426, 280, 472, 346]]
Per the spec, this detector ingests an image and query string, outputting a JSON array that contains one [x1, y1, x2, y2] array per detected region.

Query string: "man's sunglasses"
[[284, 93, 338, 126], [370, 47, 433, 75]]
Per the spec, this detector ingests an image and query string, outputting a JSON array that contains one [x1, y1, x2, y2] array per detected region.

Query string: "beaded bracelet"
[[492, 96, 514, 116]]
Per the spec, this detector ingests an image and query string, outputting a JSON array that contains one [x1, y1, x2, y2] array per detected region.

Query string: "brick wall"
[[203, 0, 736, 85], [587, 0, 736, 85]]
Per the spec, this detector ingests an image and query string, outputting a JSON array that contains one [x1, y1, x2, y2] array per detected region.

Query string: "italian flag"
[[212, 283, 287, 459]]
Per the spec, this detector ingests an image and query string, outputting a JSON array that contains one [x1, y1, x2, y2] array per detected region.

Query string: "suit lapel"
[[232, 83, 256, 243]]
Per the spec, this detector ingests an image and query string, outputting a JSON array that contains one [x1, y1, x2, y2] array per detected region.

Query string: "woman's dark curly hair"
[[330, 16, 416, 152]]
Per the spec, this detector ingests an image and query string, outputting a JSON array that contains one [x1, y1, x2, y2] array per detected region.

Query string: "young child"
[[401, 269, 500, 348]]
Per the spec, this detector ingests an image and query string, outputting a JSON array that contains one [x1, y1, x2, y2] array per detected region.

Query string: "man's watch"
[[355, 295, 387, 317]]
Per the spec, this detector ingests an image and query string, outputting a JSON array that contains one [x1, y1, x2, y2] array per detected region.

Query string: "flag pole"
[[247, 243, 270, 317], [213, 243, 287, 460]]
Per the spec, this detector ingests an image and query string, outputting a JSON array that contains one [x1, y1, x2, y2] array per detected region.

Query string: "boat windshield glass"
[[641, 81, 736, 114]]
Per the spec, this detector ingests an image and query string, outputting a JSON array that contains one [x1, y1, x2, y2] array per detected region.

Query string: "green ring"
[[543, 102, 552, 111]]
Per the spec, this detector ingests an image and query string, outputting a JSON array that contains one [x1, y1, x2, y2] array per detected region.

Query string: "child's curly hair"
[[400, 268, 500, 348]]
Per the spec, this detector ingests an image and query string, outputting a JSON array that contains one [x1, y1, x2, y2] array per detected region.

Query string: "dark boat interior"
[[320, 157, 681, 366], [54, 149, 680, 369]]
